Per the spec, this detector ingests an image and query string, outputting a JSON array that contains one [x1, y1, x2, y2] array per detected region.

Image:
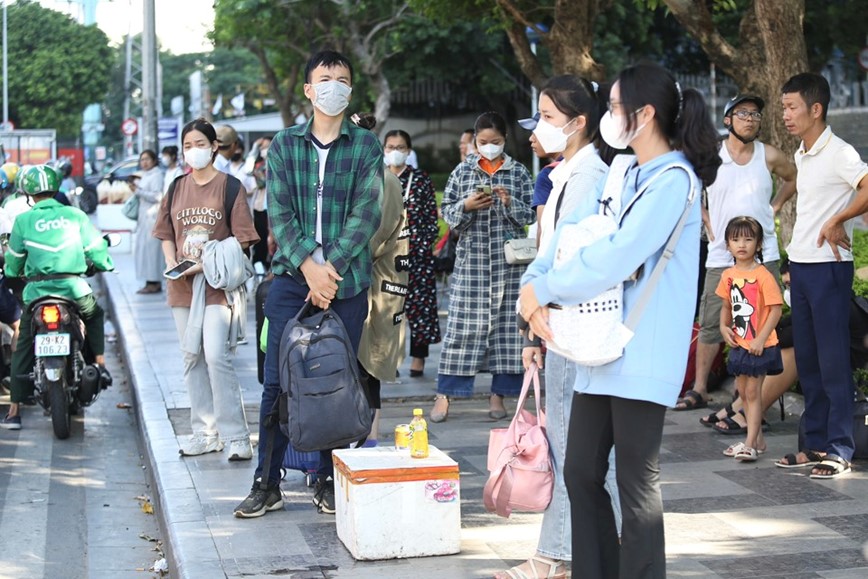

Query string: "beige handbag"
[[504, 237, 537, 265]]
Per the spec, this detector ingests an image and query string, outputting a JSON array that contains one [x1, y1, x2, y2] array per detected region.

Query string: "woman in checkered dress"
[[430, 111, 535, 422]]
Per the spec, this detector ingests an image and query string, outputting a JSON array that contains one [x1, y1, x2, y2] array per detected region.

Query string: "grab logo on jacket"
[[34, 216, 72, 232]]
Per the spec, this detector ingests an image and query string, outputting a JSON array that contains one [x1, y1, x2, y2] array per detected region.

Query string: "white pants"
[[172, 305, 250, 442]]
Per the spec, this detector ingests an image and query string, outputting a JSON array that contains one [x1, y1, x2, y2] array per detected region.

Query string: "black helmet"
[[723, 94, 765, 118]]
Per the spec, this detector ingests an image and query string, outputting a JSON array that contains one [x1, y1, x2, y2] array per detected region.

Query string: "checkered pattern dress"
[[438, 154, 535, 376]]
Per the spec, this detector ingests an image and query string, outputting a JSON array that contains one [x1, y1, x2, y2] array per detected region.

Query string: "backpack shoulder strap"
[[224, 174, 242, 231], [166, 174, 186, 234], [619, 162, 696, 225]]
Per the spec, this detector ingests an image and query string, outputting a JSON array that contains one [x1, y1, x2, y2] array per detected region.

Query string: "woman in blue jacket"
[[519, 63, 722, 578]]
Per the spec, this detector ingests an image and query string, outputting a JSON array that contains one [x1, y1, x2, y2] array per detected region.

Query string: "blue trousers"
[[254, 275, 368, 486], [436, 372, 522, 397], [790, 261, 854, 461]]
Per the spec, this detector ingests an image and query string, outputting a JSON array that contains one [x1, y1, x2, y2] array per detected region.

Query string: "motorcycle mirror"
[[103, 233, 122, 247]]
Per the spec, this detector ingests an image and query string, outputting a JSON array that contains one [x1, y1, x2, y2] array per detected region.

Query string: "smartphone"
[[163, 259, 198, 280], [476, 185, 492, 197]]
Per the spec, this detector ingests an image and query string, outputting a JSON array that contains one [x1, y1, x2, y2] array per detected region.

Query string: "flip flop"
[[674, 390, 707, 411], [775, 450, 824, 469], [809, 455, 852, 479]]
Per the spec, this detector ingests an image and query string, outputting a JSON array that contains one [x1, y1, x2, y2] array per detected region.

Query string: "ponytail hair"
[[350, 112, 377, 131], [676, 88, 722, 188], [617, 63, 721, 187]]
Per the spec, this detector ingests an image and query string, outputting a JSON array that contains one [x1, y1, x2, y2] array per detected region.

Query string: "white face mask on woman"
[[312, 80, 352, 117], [384, 150, 409, 167], [533, 117, 577, 154], [184, 146, 213, 170], [477, 143, 504, 161], [599, 110, 647, 150]]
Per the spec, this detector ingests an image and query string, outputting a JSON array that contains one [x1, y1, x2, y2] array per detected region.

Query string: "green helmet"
[[20, 164, 61, 196]]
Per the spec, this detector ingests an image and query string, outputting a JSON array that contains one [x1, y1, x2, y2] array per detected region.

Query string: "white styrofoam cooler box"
[[333, 445, 461, 560]]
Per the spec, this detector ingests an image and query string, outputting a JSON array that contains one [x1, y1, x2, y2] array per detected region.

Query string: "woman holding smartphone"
[[431, 111, 535, 422], [152, 117, 260, 461]]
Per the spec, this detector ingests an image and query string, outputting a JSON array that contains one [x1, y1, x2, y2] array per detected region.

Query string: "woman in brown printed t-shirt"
[[152, 118, 260, 461]]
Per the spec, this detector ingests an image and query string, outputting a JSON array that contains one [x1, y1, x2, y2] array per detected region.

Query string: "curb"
[[103, 272, 224, 579]]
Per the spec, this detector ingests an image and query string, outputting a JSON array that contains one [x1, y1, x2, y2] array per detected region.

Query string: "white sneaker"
[[179, 433, 224, 456], [226, 438, 253, 461]]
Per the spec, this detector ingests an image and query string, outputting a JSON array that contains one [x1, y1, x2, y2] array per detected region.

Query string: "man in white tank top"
[[676, 94, 796, 411]]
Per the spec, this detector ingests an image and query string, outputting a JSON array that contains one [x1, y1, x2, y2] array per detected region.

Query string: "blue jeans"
[[790, 261, 855, 461], [436, 372, 522, 397], [254, 275, 368, 486], [537, 353, 621, 560]]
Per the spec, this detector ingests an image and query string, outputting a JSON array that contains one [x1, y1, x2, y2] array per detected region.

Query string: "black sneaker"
[[312, 477, 335, 514], [233, 484, 284, 518], [99, 365, 113, 389], [0, 413, 21, 430]]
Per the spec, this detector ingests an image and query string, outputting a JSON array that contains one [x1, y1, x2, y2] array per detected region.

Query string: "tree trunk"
[[663, 0, 808, 245], [250, 44, 298, 128], [497, 0, 606, 87], [752, 0, 808, 246]]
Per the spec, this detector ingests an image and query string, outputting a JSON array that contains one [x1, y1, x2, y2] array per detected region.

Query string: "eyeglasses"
[[733, 110, 762, 121], [607, 101, 645, 115], [384, 145, 408, 152]]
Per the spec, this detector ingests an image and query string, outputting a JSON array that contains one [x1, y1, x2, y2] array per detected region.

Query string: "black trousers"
[[564, 393, 667, 579]]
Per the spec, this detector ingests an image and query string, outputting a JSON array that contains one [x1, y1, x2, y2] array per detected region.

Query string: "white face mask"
[[260, 148, 268, 160], [384, 150, 409, 167], [533, 117, 577, 154], [478, 143, 504, 161], [161, 155, 172, 166], [184, 146, 213, 170], [599, 110, 647, 150], [311, 80, 352, 117], [783, 287, 791, 308]]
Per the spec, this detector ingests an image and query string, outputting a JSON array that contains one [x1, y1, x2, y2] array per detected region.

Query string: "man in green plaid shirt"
[[235, 50, 383, 520]]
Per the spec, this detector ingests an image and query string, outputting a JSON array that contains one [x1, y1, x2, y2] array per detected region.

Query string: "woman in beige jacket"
[[353, 113, 410, 444]]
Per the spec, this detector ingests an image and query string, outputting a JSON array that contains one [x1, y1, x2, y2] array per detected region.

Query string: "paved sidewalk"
[[103, 251, 868, 578]]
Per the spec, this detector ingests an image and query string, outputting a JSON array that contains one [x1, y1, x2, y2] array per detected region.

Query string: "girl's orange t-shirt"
[[715, 264, 783, 349]]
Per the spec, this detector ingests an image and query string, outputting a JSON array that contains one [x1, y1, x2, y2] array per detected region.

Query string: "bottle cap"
[[413, 408, 423, 416]]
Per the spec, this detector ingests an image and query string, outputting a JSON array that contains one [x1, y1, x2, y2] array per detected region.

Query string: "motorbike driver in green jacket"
[[1, 165, 114, 430]]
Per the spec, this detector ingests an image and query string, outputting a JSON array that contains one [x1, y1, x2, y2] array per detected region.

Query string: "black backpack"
[[276, 302, 372, 452], [165, 173, 241, 230]]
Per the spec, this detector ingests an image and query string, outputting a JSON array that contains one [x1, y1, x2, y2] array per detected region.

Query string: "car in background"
[[80, 156, 140, 214]]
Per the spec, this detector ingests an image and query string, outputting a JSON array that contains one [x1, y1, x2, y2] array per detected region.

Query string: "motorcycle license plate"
[[35, 333, 70, 356]]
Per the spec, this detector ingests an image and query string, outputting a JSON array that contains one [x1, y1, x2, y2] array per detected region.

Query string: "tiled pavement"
[[103, 251, 868, 578]]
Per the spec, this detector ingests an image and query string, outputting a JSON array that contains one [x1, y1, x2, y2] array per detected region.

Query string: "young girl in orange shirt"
[[716, 216, 784, 461]]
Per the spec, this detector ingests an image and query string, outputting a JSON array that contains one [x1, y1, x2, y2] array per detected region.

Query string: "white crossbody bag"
[[546, 155, 697, 366]]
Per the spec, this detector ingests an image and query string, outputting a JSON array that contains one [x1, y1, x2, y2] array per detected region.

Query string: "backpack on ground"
[[277, 302, 372, 452]]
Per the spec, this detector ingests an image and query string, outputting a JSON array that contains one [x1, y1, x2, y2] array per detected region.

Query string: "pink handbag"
[[483, 364, 553, 517]]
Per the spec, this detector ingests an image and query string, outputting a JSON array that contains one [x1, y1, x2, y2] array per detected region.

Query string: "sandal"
[[674, 390, 707, 411], [809, 455, 852, 479], [494, 554, 567, 579], [775, 450, 825, 469], [712, 409, 770, 435], [700, 404, 734, 427], [723, 442, 746, 457], [735, 446, 758, 462], [724, 442, 766, 457]]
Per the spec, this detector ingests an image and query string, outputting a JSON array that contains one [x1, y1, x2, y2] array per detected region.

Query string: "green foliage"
[[0, 0, 112, 137], [852, 229, 868, 298]]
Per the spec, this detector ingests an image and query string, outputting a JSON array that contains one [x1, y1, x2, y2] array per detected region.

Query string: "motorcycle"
[[25, 233, 120, 439]]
